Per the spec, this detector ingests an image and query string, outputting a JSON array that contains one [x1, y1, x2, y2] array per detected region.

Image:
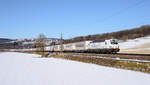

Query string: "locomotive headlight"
[[113, 45, 119, 49]]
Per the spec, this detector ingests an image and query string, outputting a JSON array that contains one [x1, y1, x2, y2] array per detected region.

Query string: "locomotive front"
[[108, 39, 120, 53]]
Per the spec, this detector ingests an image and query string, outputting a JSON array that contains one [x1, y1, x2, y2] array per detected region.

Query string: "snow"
[[119, 36, 150, 49], [0, 52, 150, 85]]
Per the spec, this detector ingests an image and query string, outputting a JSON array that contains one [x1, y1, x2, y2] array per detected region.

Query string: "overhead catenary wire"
[[97, 0, 147, 24]]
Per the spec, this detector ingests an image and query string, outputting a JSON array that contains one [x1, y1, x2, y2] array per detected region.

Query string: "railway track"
[[117, 53, 150, 56], [55, 52, 150, 62], [17, 50, 150, 62]]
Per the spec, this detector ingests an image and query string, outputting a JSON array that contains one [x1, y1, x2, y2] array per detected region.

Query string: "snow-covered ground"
[[119, 36, 150, 52], [0, 52, 150, 85]]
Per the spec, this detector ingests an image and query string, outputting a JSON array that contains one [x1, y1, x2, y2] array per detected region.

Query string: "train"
[[45, 39, 120, 54]]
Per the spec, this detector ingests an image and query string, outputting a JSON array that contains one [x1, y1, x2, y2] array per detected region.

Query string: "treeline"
[[64, 25, 150, 43]]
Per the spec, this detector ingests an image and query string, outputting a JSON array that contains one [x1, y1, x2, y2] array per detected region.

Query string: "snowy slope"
[[0, 52, 150, 85], [119, 36, 150, 50]]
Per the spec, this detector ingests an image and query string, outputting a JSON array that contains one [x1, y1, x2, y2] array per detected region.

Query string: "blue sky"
[[0, 0, 150, 39]]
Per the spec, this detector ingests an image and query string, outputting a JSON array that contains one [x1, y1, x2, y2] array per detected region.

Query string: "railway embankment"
[[48, 52, 150, 73]]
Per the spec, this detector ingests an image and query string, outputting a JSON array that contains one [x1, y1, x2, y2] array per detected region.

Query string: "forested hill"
[[64, 25, 150, 43], [0, 38, 12, 44]]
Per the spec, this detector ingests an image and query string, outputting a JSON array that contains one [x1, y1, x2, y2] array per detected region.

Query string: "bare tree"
[[35, 34, 46, 57]]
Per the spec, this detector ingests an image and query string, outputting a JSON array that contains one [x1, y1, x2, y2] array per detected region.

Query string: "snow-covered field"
[[0, 52, 150, 85], [119, 36, 150, 53]]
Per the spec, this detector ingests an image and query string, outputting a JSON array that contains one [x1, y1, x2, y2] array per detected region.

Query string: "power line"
[[97, 0, 147, 23]]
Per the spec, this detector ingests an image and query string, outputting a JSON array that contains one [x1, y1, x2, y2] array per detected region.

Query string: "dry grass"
[[49, 53, 150, 73]]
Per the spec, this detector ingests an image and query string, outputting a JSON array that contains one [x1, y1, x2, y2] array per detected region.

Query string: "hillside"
[[119, 36, 150, 54], [64, 25, 150, 43], [0, 38, 62, 49], [0, 38, 14, 49], [0, 38, 12, 44]]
